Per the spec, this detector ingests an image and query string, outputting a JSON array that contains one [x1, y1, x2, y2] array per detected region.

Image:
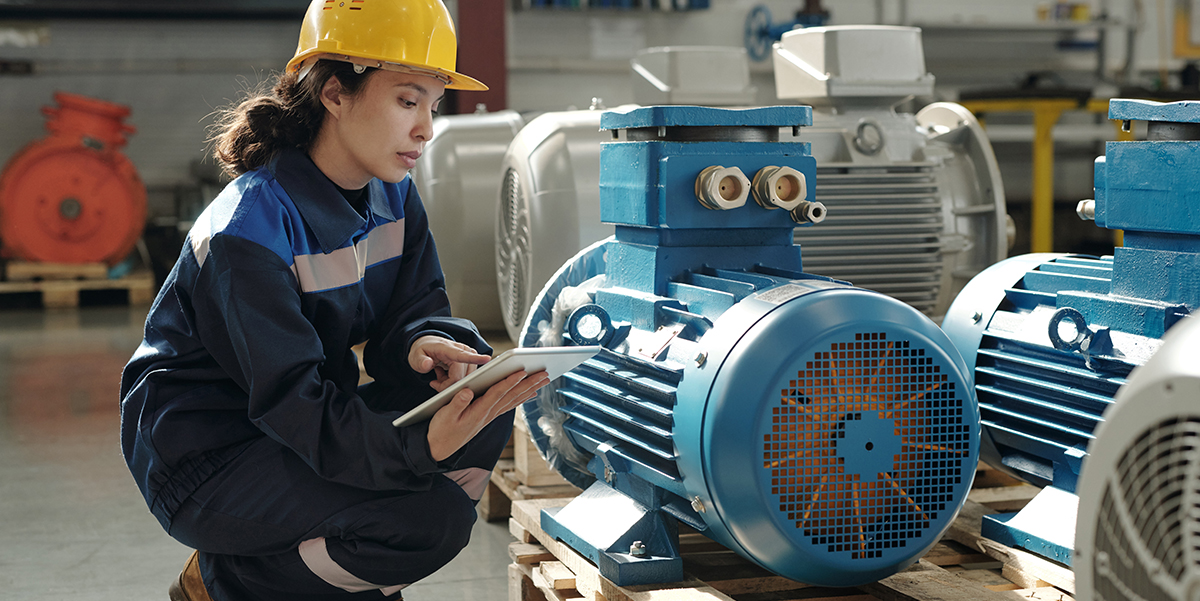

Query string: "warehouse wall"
[[506, 0, 1166, 111], [0, 18, 296, 220], [0, 0, 1185, 243]]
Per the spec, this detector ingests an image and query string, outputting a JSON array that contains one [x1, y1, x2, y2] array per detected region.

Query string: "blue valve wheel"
[[744, 4, 773, 62]]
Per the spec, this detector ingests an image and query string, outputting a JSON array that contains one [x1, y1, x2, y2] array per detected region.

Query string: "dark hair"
[[210, 60, 374, 177]]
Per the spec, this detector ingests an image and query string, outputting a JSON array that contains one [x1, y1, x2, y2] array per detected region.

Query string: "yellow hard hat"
[[286, 0, 487, 91]]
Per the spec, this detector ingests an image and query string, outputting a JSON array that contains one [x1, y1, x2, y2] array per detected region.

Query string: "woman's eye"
[[400, 98, 417, 108]]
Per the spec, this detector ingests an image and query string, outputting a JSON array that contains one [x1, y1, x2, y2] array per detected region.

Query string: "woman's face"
[[318, 68, 445, 187]]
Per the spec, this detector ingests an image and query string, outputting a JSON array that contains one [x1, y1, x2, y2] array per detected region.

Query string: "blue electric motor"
[[941, 99, 1200, 566], [520, 105, 980, 587]]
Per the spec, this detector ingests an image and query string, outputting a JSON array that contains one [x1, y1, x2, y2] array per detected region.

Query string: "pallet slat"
[[0, 264, 155, 308], [511, 541, 556, 565], [5, 261, 108, 281], [539, 561, 578, 590], [862, 560, 1018, 601], [511, 562, 549, 601]]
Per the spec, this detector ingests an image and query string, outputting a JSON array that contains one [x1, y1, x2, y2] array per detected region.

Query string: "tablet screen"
[[392, 346, 601, 428]]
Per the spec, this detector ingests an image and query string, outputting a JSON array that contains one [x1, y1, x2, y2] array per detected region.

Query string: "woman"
[[119, 2, 547, 599]]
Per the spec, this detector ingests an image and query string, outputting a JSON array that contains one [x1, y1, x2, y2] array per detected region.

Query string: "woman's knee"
[[366, 480, 475, 566], [315, 484, 478, 587], [425, 483, 476, 560]]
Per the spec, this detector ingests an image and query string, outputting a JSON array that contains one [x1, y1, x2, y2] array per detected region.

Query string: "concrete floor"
[[0, 305, 515, 601]]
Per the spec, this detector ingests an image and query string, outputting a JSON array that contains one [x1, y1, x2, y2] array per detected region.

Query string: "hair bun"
[[245, 98, 286, 137]]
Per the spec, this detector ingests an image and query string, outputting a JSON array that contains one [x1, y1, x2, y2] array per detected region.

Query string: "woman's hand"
[[408, 335, 492, 392], [426, 369, 550, 462]]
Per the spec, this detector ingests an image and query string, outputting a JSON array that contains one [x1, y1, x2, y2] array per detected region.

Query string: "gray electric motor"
[[494, 31, 1010, 342], [774, 26, 1011, 320], [410, 108, 524, 331]]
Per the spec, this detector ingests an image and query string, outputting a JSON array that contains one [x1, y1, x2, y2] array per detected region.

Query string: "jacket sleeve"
[[191, 230, 443, 492], [363, 180, 510, 468], [363, 179, 492, 387]]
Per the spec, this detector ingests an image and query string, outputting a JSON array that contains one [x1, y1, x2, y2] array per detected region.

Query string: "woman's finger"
[[429, 343, 491, 367], [495, 374, 548, 411], [447, 360, 468, 385], [447, 388, 473, 416], [481, 370, 527, 403], [511, 372, 550, 397], [501, 380, 548, 414]]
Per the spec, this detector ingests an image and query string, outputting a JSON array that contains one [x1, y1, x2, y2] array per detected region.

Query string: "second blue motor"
[[518, 105, 981, 587]]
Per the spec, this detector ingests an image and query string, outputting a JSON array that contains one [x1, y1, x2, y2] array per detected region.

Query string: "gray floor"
[[0, 305, 514, 601]]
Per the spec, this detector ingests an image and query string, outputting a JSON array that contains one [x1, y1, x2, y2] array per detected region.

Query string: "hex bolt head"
[[789, 201, 827, 224], [630, 540, 647, 557]]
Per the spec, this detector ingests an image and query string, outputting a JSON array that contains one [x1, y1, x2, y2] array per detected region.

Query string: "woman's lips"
[[398, 151, 420, 169]]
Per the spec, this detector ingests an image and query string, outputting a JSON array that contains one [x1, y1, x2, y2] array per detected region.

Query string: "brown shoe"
[[168, 551, 214, 601]]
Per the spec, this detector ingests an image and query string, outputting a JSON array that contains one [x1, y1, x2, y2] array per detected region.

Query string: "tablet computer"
[[392, 345, 602, 428]]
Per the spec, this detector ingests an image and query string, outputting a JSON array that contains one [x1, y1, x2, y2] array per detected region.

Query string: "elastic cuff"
[[399, 419, 442, 476]]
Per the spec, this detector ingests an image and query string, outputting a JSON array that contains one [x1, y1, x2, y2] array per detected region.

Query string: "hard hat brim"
[[287, 52, 488, 92]]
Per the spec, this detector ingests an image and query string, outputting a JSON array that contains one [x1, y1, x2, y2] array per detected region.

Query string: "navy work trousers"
[[166, 382, 514, 601]]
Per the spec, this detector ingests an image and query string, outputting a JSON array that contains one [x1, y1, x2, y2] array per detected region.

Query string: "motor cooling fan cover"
[[1076, 317, 1200, 601], [674, 284, 981, 586]]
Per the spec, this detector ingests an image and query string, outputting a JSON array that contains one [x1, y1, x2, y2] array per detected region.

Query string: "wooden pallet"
[[0, 261, 155, 308], [506, 465, 1073, 601], [479, 410, 582, 522], [480, 457, 582, 523]]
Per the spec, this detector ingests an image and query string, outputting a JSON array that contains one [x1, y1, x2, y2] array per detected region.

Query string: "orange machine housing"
[[0, 92, 146, 265]]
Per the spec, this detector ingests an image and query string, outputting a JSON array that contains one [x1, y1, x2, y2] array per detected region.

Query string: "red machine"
[[0, 92, 146, 265]]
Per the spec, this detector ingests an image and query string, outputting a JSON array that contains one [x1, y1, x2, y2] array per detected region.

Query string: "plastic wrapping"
[[519, 237, 611, 489]]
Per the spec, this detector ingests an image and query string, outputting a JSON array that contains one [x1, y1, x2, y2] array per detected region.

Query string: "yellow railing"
[[959, 97, 1131, 252]]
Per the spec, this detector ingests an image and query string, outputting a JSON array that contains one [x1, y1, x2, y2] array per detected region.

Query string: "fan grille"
[[1093, 416, 1200, 600], [496, 168, 530, 331], [764, 331, 970, 560]]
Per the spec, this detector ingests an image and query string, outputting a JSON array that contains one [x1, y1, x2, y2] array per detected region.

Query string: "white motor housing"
[[772, 25, 934, 105], [1075, 316, 1200, 601], [631, 46, 758, 106], [494, 109, 613, 342], [775, 26, 1009, 320], [411, 109, 524, 331]]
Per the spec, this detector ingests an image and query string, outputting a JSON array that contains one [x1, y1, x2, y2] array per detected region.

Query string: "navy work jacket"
[[120, 148, 490, 530]]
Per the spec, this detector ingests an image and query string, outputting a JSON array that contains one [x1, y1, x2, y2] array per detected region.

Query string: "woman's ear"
[[319, 75, 344, 119]]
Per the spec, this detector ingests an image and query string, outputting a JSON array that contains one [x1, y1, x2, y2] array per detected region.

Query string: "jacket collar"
[[269, 147, 399, 254]]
